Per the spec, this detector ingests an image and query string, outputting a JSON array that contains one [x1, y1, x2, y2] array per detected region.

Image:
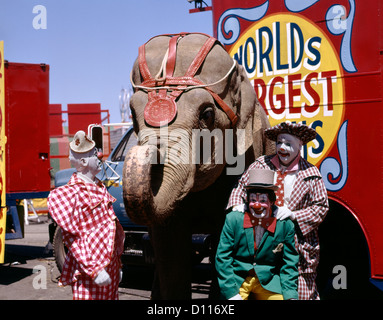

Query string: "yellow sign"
[[229, 13, 345, 166], [0, 41, 6, 263]]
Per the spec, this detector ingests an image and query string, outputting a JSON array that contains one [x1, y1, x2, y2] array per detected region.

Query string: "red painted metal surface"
[[49, 104, 63, 136], [4, 62, 51, 193], [67, 103, 101, 135], [189, 6, 212, 14]]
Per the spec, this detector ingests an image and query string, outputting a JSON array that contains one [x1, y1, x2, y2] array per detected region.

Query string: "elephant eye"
[[199, 106, 215, 128]]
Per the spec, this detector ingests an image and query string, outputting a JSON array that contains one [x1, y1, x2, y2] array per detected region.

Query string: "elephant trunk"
[[123, 144, 195, 225]]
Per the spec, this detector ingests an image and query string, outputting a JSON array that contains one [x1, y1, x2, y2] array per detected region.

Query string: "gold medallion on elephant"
[[144, 93, 177, 127]]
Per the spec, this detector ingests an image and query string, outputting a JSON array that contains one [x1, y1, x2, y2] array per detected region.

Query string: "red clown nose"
[[249, 202, 262, 210]]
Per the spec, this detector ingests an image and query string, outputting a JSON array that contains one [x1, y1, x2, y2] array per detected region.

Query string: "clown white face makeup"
[[248, 192, 272, 219], [86, 149, 103, 177], [276, 133, 302, 167], [69, 148, 102, 182]]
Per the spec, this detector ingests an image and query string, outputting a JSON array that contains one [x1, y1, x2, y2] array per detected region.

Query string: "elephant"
[[123, 33, 275, 299]]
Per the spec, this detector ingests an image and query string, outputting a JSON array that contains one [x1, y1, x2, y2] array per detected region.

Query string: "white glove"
[[229, 293, 243, 300], [232, 204, 245, 213], [276, 206, 296, 221], [94, 269, 112, 286]]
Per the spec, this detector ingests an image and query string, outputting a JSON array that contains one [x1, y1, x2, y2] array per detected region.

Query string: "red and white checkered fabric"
[[47, 173, 125, 300], [71, 251, 122, 300], [227, 155, 329, 299], [299, 273, 319, 300]]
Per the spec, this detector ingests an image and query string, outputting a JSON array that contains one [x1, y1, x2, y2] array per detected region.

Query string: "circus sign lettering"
[[228, 13, 345, 167]]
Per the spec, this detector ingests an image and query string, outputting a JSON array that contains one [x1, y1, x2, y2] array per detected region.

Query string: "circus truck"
[[0, 42, 51, 264], [203, 0, 383, 298]]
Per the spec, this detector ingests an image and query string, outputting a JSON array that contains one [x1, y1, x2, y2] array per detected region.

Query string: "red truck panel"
[[5, 62, 50, 193], [49, 104, 63, 136], [67, 103, 101, 135]]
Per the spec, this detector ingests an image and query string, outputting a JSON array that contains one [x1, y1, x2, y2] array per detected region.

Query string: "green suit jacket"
[[215, 210, 299, 300]]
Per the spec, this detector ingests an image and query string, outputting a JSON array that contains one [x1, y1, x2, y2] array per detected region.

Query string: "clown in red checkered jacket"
[[48, 131, 125, 300], [227, 122, 329, 300]]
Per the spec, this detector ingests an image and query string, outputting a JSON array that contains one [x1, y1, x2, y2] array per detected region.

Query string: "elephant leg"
[[149, 217, 192, 299]]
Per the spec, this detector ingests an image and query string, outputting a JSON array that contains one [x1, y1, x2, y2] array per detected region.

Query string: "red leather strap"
[[184, 77, 238, 127], [185, 36, 217, 78], [138, 44, 152, 81], [141, 77, 238, 127], [138, 33, 238, 127], [205, 87, 238, 126], [166, 35, 179, 78]]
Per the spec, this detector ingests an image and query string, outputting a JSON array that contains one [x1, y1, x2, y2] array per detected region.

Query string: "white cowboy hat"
[[69, 130, 96, 153]]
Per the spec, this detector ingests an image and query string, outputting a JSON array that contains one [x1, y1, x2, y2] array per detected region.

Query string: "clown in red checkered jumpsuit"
[[48, 131, 125, 300], [227, 122, 329, 300]]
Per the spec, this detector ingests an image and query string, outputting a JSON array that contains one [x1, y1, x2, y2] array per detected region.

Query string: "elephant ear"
[[232, 63, 275, 165]]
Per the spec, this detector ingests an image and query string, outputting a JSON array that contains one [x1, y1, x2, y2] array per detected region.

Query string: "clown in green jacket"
[[216, 168, 299, 300]]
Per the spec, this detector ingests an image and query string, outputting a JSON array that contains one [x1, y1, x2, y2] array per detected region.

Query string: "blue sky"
[[0, 0, 213, 123]]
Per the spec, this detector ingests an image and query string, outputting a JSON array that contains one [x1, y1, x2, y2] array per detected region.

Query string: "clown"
[[48, 130, 125, 300], [227, 122, 329, 300], [216, 168, 299, 300]]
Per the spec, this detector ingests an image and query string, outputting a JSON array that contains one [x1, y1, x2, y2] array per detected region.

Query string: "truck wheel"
[[52, 226, 67, 273]]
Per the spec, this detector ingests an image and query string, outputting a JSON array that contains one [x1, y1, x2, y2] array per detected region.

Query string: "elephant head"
[[123, 33, 273, 226]]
